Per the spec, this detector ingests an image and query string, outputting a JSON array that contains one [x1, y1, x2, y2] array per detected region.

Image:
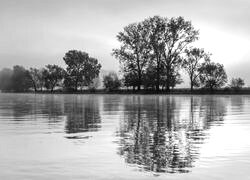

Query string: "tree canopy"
[[28, 68, 45, 91], [63, 50, 101, 91], [11, 65, 32, 92], [182, 48, 209, 91], [0, 16, 240, 93], [198, 59, 227, 91], [230, 78, 245, 90], [113, 23, 149, 91], [103, 72, 121, 91], [43, 65, 65, 92], [113, 16, 199, 92], [0, 68, 13, 91]]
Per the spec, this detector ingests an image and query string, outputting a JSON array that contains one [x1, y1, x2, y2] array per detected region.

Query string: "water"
[[0, 94, 250, 180]]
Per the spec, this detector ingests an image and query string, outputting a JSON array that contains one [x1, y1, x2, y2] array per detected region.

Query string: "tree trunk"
[[32, 81, 37, 92], [137, 73, 141, 91], [75, 80, 78, 92], [137, 84, 141, 91], [156, 67, 160, 92], [191, 84, 193, 93], [210, 85, 213, 93], [190, 78, 194, 93], [166, 67, 170, 93], [156, 56, 160, 92], [136, 50, 141, 92], [190, 74, 193, 93]]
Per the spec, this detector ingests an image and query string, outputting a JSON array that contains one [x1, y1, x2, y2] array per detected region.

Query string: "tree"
[[143, 60, 165, 90], [182, 48, 208, 92], [141, 16, 166, 91], [113, 23, 150, 91], [168, 69, 183, 90], [230, 78, 245, 90], [63, 50, 101, 91], [113, 16, 198, 92], [11, 65, 32, 92], [0, 68, 13, 91], [198, 59, 227, 92], [161, 16, 199, 92], [88, 77, 100, 91], [143, 64, 158, 90], [28, 68, 45, 92], [43, 64, 65, 92], [103, 72, 121, 91], [123, 72, 138, 90]]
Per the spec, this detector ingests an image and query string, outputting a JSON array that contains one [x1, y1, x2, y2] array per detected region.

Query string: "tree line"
[[0, 50, 101, 92], [113, 15, 234, 92], [0, 16, 246, 93]]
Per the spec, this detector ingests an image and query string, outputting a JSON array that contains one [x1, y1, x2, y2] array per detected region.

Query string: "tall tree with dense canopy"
[[161, 16, 199, 92], [63, 50, 101, 91], [114, 16, 198, 92], [141, 16, 199, 91], [142, 16, 166, 91], [43, 65, 65, 92], [113, 23, 149, 91], [198, 59, 227, 91], [182, 48, 208, 92]]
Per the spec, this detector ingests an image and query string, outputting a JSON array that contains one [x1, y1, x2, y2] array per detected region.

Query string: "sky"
[[0, 0, 250, 86]]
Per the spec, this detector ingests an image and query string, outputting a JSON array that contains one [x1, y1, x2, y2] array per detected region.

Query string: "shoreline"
[[2, 89, 250, 95]]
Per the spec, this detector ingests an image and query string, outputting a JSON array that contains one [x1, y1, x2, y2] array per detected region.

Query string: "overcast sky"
[[0, 0, 250, 85]]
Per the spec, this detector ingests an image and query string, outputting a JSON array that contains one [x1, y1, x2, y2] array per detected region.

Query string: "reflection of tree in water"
[[64, 96, 101, 134], [0, 94, 102, 135], [5, 95, 64, 122], [116, 96, 228, 174], [0, 94, 63, 120], [199, 96, 227, 128], [40, 95, 64, 122], [102, 95, 121, 114], [1, 95, 35, 119], [229, 95, 245, 112]]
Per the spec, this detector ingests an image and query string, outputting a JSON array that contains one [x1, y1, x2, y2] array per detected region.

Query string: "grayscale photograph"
[[0, 0, 250, 179]]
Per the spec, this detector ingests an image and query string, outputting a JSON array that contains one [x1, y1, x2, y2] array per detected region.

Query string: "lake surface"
[[1, 94, 250, 180]]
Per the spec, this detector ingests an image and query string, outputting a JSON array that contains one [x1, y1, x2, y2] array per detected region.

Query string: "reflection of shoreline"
[[0, 94, 102, 136], [0, 94, 241, 174], [116, 96, 229, 174]]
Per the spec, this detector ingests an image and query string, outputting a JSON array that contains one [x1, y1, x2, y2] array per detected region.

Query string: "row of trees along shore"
[[0, 16, 246, 93], [0, 50, 101, 92]]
